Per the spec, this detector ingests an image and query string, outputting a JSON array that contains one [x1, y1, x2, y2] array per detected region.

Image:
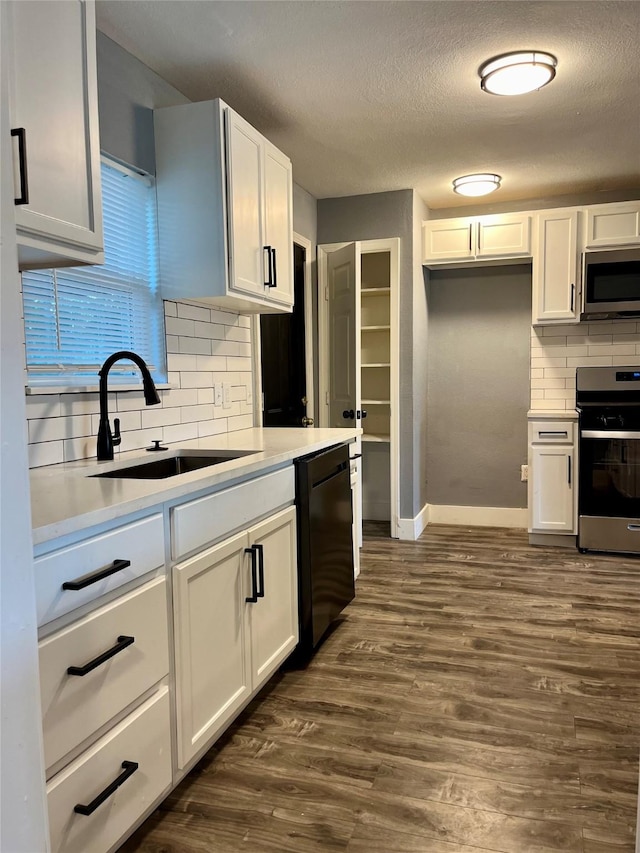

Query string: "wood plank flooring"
[[120, 523, 640, 853]]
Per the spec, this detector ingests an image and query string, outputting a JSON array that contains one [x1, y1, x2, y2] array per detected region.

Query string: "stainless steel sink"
[[91, 450, 257, 480]]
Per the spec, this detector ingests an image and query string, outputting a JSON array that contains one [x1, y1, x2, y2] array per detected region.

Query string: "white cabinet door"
[[263, 140, 294, 308], [155, 99, 293, 313], [7, 0, 103, 269], [173, 530, 251, 769], [586, 202, 640, 248], [530, 445, 575, 532], [532, 210, 580, 325], [225, 108, 265, 298], [422, 218, 475, 262], [246, 506, 298, 691], [477, 214, 531, 258]]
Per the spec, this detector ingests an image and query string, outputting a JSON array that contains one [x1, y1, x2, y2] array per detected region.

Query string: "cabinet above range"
[[154, 99, 294, 314], [422, 213, 531, 264]]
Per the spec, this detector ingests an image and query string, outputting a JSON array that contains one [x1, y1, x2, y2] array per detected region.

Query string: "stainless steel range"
[[577, 366, 640, 554]]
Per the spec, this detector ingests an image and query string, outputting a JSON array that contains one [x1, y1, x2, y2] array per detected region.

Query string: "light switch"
[[214, 383, 223, 407]]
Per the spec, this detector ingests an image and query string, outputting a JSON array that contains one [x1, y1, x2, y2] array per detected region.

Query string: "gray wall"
[[318, 190, 425, 520], [412, 192, 430, 514], [426, 265, 531, 508], [293, 183, 317, 247], [97, 33, 188, 172]]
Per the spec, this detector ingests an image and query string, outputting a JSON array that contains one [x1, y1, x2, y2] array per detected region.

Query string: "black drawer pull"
[[263, 245, 273, 287], [73, 760, 138, 816], [255, 543, 265, 598], [245, 546, 258, 602], [67, 635, 135, 677], [11, 127, 29, 205], [62, 559, 131, 591]]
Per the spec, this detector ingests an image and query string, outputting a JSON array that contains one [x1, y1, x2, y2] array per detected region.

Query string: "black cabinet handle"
[[263, 245, 273, 287], [271, 248, 277, 289], [570, 282, 575, 313], [67, 635, 135, 677], [62, 559, 131, 591], [255, 543, 265, 598], [357, 409, 368, 420], [567, 455, 572, 486], [343, 409, 355, 420], [73, 761, 138, 816], [245, 546, 258, 602], [11, 128, 29, 205]]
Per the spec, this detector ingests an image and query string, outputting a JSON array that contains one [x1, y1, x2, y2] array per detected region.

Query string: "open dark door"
[[260, 243, 309, 427]]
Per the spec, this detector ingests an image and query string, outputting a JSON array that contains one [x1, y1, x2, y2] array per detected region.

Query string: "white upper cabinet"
[[585, 201, 640, 248], [154, 99, 293, 314], [532, 209, 580, 325], [423, 213, 531, 265], [422, 218, 475, 262], [6, 0, 104, 270]]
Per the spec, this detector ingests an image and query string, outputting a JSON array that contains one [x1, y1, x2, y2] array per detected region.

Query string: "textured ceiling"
[[96, 0, 640, 209]]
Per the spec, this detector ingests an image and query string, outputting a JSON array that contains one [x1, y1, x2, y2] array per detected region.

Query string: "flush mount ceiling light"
[[452, 173, 501, 197], [479, 51, 557, 96]]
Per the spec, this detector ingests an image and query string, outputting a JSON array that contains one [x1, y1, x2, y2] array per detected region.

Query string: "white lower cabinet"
[[173, 504, 298, 769], [46, 688, 171, 853], [529, 420, 577, 534]]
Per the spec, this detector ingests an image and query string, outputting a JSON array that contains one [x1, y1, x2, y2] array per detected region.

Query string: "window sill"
[[26, 383, 173, 396]]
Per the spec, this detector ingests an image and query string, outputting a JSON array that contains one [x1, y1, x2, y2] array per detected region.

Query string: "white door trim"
[[252, 232, 315, 427]]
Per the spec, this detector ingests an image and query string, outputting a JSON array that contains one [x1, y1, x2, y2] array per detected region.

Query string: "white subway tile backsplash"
[[141, 407, 182, 429], [29, 441, 64, 468], [162, 422, 199, 443], [181, 404, 214, 423], [179, 336, 211, 355], [167, 353, 198, 373], [25, 395, 61, 420], [177, 303, 211, 322], [530, 319, 639, 410], [165, 316, 196, 337], [196, 355, 227, 372], [27, 299, 254, 467], [161, 388, 199, 408]]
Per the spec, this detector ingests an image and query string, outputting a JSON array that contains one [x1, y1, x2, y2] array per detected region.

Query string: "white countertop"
[[30, 427, 360, 546]]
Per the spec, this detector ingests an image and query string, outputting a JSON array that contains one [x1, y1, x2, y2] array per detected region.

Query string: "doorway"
[[258, 236, 314, 428]]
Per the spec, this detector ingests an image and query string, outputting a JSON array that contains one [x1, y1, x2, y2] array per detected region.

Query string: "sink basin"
[[92, 450, 257, 480]]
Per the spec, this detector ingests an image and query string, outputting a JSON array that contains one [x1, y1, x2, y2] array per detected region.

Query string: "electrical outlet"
[[214, 383, 223, 407], [246, 385, 253, 405], [520, 464, 529, 482], [223, 382, 231, 409]]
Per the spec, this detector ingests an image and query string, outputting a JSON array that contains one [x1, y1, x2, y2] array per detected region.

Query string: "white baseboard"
[[428, 504, 527, 528], [397, 503, 527, 540], [397, 502, 429, 541]]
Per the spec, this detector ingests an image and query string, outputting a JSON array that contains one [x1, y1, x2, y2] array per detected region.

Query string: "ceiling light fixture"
[[479, 51, 557, 96], [452, 173, 501, 197]]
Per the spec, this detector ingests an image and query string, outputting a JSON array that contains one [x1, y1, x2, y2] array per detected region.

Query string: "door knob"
[[301, 416, 314, 427], [357, 409, 368, 419], [342, 409, 355, 419]]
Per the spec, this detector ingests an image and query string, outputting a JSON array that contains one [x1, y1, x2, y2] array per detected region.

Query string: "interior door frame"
[[252, 231, 315, 427], [318, 238, 400, 539]]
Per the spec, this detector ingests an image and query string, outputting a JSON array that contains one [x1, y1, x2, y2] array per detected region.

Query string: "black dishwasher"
[[294, 443, 355, 661]]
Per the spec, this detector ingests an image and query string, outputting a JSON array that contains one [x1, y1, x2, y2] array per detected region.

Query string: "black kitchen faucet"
[[97, 351, 160, 461]]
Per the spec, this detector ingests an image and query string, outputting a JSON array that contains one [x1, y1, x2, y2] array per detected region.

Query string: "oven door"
[[579, 429, 640, 552]]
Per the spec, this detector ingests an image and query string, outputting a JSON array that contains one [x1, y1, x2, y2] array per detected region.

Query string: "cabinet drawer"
[[172, 466, 295, 560], [40, 578, 169, 773], [529, 421, 575, 444], [47, 687, 171, 853], [35, 513, 165, 626]]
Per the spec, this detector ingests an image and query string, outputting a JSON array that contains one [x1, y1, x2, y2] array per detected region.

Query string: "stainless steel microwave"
[[581, 247, 640, 320]]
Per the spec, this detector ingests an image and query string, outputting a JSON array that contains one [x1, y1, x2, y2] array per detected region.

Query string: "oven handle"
[[581, 430, 640, 439], [627, 524, 640, 532]]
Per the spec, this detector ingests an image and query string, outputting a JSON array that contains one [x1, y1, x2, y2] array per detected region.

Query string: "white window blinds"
[[22, 158, 166, 384]]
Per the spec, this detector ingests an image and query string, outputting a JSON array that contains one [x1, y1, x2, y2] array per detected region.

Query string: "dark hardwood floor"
[[120, 523, 640, 853]]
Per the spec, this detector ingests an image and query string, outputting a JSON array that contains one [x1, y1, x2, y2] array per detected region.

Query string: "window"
[[22, 157, 166, 386]]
